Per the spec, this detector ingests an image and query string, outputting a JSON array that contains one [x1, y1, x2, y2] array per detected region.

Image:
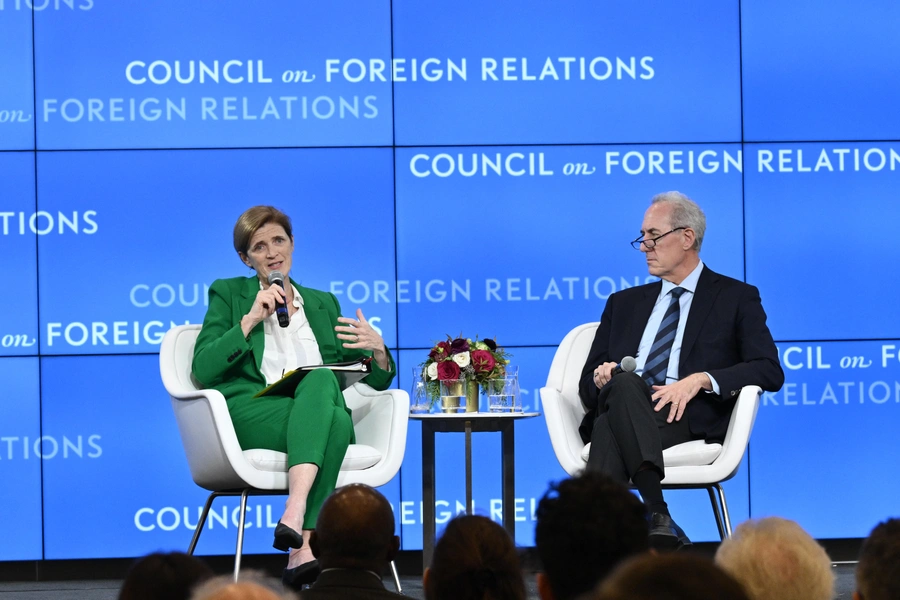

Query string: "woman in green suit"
[[192, 206, 395, 587]]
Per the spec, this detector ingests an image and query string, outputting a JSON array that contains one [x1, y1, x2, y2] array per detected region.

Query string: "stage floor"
[[0, 564, 858, 599]]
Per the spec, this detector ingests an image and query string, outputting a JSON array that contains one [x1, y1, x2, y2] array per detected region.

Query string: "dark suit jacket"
[[578, 266, 783, 443], [192, 276, 396, 443], [299, 568, 405, 600]]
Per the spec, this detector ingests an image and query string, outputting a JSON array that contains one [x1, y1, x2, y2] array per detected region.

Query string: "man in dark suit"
[[297, 484, 404, 599], [578, 192, 784, 550]]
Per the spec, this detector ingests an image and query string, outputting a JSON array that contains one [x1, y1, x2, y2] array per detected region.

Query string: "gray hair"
[[650, 191, 706, 251], [715, 517, 834, 600]]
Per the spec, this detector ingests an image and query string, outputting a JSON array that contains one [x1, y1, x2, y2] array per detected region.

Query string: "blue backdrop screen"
[[2, 0, 897, 560], [33, 1, 393, 149], [742, 0, 900, 142], [392, 0, 741, 145], [0, 7, 34, 150]]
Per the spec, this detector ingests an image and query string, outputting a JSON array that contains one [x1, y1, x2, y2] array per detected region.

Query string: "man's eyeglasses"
[[630, 227, 686, 250]]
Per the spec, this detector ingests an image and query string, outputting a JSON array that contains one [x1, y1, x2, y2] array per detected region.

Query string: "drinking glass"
[[488, 367, 520, 413], [410, 370, 431, 414]]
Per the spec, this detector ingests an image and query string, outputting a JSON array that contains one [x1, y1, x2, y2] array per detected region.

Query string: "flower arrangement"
[[419, 335, 512, 405]]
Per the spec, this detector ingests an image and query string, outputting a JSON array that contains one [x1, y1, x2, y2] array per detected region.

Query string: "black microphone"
[[267, 271, 290, 328], [611, 356, 637, 377]]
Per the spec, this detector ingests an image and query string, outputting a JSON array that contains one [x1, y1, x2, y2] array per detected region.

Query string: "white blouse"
[[259, 284, 324, 385]]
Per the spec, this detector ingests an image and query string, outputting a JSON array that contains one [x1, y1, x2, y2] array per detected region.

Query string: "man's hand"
[[592, 362, 619, 389], [652, 373, 712, 423]]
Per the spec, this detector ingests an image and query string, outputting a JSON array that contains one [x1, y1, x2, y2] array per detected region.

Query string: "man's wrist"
[[694, 372, 712, 391]]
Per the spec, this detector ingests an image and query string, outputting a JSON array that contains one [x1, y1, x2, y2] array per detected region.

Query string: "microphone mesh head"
[[267, 271, 284, 285], [621, 356, 637, 373]]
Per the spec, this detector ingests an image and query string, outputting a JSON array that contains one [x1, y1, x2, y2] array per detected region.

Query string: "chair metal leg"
[[233, 489, 250, 581], [707, 487, 727, 541], [714, 483, 733, 537], [389, 560, 402, 594], [187, 491, 219, 555]]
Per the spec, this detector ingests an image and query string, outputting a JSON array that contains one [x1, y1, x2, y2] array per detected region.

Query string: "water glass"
[[439, 378, 466, 413], [488, 367, 520, 413], [410, 371, 431, 414]]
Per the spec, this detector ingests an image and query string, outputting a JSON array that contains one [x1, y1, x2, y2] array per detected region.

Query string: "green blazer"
[[192, 276, 396, 406]]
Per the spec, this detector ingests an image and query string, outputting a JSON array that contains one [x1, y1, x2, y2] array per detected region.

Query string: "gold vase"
[[465, 380, 480, 413], [441, 380, 465, 413]]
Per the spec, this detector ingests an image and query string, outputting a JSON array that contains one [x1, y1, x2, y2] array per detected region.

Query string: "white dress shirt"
[[634, 261, 720, 393], [259, 283, 323, 385]]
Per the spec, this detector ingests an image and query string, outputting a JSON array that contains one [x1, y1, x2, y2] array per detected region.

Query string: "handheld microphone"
[[267, 271, 290, 328], [611, 356, 637, 377]]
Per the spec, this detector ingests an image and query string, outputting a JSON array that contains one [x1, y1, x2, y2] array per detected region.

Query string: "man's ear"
[[682, 228, 696, 250], [386, 535, 400, 561], [536, 571, 555, 600]]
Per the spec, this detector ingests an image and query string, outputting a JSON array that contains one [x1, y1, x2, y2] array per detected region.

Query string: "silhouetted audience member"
[[424, 515, 526, 600], [192, 574, 294, 600], [118, 551, 214, 600], [593, 553, 751, 600], [855, 518, 900, 600], [534, 472, 648, 600], [299, 484, 403, 598], [715, 516, 833, 600]]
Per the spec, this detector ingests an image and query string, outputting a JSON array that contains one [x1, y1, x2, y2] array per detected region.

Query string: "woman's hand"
[[240, 285, 286, 337], [335, 308, 389, 370]]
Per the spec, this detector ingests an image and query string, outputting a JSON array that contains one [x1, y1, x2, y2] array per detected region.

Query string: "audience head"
[[594, 553, 750, 600], [534, 472, 649, 600], [424, 514, 526, 600], [715, 516, 834, 600], [191, 574, 293, 600], [118, 551, 214, 600], [310, 483, 399, 572], [855, 518, 900, 600]]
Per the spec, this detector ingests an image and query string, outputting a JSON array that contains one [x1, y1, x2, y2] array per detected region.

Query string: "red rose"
[[437, 361, 461, 381], [471, 350, 496, 373], [430, 341, 451, 361]]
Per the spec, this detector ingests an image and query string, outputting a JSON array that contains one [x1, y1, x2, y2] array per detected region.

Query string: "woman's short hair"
[[118, 551, 213, 600], [425, 515, 526, 600], [190, 572, 294, 600], [715, 517, 834, 600], [233, 206, 293, 256]]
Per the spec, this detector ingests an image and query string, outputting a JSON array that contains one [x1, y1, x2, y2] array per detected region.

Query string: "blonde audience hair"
[[715, 517, 834, 600], [190, 572, 295, 600]]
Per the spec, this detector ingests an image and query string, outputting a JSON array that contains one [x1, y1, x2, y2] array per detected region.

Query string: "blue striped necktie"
[[642, 287, 687, 387]]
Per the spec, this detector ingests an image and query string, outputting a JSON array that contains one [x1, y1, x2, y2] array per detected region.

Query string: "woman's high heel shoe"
[[282, 559, 320, 591], [272, 522, 304, 552]]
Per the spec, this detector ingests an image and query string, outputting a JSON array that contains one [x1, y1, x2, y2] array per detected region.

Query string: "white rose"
[[452, 351, 471, 368], [426, 362, 439, 381]]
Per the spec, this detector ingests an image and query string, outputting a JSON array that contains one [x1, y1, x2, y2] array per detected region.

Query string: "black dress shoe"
[[648, 512, 693, 550], [273, 522, 304, 552], [282, 560, 320, 591]]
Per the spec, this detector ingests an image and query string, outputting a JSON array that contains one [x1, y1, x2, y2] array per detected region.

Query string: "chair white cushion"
[[580, 440, 723, 467], [243, 444, 382, 473]]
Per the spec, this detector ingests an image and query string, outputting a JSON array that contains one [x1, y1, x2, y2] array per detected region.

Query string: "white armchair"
[[159, 324, 409, 585], [540, 322, 760, 539]]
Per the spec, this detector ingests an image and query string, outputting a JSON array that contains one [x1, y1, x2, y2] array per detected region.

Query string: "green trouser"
[[227, 369, 354, 529]]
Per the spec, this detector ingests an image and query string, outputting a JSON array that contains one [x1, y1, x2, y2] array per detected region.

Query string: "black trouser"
[[586, 372, 698, 483]]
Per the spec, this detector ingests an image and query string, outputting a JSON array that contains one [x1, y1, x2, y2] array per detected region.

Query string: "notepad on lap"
[[253, 356, 373, 398]]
